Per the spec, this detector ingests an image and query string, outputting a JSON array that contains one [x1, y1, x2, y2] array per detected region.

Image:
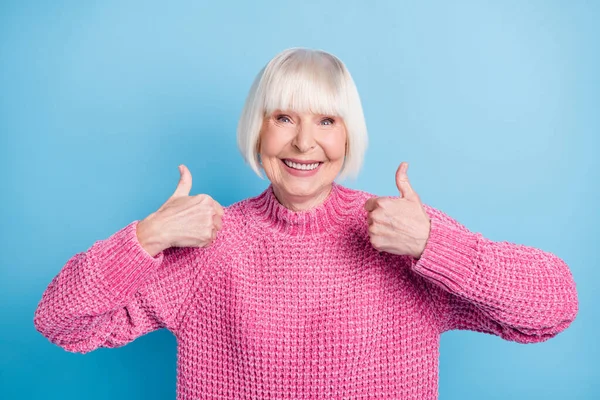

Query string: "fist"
[[137, 164, 224, 256], [364, 162, 431, 259]]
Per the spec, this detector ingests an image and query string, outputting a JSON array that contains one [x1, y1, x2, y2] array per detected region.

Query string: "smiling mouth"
[[281, 159, 323, 171]]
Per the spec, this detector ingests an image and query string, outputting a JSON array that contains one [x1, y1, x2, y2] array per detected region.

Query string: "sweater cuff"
[[91, 220, 165, 300], [410, 215, 480, 294]]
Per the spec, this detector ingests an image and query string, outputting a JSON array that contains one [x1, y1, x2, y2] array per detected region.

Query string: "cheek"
[[260, 127, 289, 155], [259, 134, 278, 155], [322, 132, 347, 160]]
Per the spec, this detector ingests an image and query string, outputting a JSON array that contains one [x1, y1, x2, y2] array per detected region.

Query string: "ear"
[[256, 141, 262, 165]]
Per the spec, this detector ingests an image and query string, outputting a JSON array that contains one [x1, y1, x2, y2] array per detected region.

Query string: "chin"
[[284, 182, 319, 194]]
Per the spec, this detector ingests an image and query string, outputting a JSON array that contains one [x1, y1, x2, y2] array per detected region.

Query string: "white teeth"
[[283, 160, 320, 170]]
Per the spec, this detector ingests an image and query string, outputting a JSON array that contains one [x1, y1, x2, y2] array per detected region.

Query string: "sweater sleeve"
[[33, 220, 198, 354], [409, 204, 579, 344]]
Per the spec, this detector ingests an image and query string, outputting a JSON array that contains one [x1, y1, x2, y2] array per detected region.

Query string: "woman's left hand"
[[364, 162, 432, 259]]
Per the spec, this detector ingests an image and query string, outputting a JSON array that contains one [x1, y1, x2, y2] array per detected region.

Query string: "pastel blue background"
[[1, 0, 597, 398]]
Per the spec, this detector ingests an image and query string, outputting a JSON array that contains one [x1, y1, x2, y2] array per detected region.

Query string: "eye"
[[275, 114, 292, 123], [320, 117, 335, 126]]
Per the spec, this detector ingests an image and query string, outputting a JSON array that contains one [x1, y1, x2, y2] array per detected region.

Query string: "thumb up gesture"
[[364, 162, 431, 259], [136, 165, 225, 257]]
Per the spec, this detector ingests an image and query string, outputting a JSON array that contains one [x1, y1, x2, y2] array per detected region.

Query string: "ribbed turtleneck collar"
[[245, 181, 358, 237]]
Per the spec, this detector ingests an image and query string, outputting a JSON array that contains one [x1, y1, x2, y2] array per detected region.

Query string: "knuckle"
[[378, 197, 390, 208], [196, 193, 211, 203], [370, 237, 381, 249], [371, 210, 383, 222], [368, 225, 378, 236]]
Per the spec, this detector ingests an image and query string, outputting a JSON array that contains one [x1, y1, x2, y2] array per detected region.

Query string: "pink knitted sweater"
[[34, 182, 579, 399]]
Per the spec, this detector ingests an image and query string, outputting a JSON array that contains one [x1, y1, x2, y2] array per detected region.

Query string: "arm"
[[33, 220, 198, 354], [409, 204, 579, 343]]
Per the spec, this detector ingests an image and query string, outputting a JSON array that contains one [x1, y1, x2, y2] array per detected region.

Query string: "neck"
[[244, 181, 358, 237], [271, 184, 333, 211]]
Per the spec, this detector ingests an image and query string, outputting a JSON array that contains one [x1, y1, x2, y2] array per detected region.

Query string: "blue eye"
[[276, 115, 291, 123], [321, 118, 335, 126]]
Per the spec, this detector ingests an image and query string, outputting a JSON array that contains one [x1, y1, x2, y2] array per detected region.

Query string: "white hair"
[[236, 47, 369, 182]]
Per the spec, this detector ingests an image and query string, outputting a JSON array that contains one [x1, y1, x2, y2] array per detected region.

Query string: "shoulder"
[[220, 194, 256, 229], [206, 193, 259, 250], [330, 184, 379, 234], [419, 202, 470, 234], [336, 183, 377, 201], [336, 183, 377, 210], [341, 185, 469, 236], [347, 183, 449, 223]]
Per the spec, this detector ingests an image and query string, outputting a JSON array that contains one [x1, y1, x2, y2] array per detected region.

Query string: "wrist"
[[414, 218, 432, 260], [136, 213, 168, 257]]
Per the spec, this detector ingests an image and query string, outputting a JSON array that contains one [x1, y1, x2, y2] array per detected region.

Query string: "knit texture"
[[34, 182, 579, 399]]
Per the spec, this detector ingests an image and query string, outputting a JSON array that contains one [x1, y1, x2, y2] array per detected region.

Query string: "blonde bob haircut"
[[236, 47, 368, 182]]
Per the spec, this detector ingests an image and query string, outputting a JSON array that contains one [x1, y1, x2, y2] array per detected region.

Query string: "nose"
[[292, 124, 316, 152]]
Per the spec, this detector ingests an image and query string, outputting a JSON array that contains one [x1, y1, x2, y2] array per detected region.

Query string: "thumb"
[[395, 162, 416, 201], [172, 164, 192, 198]]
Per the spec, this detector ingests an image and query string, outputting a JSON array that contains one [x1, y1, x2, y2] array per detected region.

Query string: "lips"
[[281, 159, 322, 169], [280, 158, 323, 175], [282, 158, 323, 164]]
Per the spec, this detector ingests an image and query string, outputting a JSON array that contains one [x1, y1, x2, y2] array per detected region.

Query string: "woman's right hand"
[[136, 164, 224, 257]]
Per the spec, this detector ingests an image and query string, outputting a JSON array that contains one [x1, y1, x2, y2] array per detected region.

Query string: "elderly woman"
[[34, 48, 578, 399]]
